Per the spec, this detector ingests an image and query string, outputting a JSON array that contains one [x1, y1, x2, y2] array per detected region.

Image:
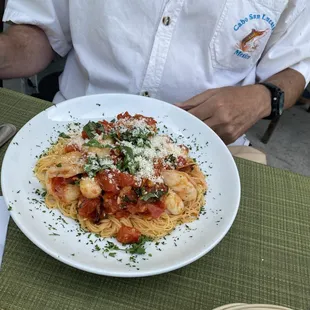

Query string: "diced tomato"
[[78, 197, 101, 219], [116, 225, 141, 244], [64, 144, 80, 153], [115, 210, 130, 219], [133, 114, 157, 126], [102, 192, 119, 214], [116, 172, 135, 187], [117, 112, 131, 120], [96, 170, 119, 193], [51, 177, 67, 198], [82, 130, 89, 139], [146, 202, 165, 219], [176, 156, 187, 168], [116, 112, 156, 127], [96, 170, 135, 193]]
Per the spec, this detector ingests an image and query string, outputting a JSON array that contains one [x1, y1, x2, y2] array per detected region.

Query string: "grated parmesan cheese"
[[68, 134, 85, 149], [118, 135, 186, 183]]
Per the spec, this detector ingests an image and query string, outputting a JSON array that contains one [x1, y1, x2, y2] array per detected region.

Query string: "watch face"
[[279, 91, 285, 115]]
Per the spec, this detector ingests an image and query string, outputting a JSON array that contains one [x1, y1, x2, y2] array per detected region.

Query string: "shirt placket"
[[140, 0, 185, 98]]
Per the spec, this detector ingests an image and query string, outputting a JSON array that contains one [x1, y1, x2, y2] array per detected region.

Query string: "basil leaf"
[[84, 139, 112, 149], [140, 189, 167, 201], [119, 128, 152, 147], [83, 121, 97, 139], [118, 145, 139, 174], [59, 132, 71, 139]]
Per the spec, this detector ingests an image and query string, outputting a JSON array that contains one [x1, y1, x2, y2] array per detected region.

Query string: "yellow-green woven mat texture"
[[0, 88, 310, 310]]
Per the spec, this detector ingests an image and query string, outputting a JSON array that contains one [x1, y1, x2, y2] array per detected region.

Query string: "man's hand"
[[177, 85, 272, 144]]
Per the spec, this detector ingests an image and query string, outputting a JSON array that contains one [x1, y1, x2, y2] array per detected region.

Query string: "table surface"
[[0, 88, 309, 310]]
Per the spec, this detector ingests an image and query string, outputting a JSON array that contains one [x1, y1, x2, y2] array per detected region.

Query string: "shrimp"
[[80, 177, 102, 199], [45, 157, 84, 203], [46, 164, 84, 179], [45, 173, 80, 204], [163, 190, 184, 215], [161, 170, 197, 201], [180, 165, 207, 190], [57, 151, 84, 165], [60, 184, 80, 204]]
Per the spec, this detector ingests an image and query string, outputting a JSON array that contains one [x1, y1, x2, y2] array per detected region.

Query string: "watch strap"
[[259, 82, 284, 120]]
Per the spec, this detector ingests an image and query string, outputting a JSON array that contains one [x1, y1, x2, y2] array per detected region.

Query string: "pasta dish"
[[35, 112, 207, 244]]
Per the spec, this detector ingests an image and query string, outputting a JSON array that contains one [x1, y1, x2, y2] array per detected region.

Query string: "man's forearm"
[[256, 68, 306, 118], [0, 24, 55, 79]]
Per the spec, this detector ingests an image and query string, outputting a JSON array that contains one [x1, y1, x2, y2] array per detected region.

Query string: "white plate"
[[1, 94, 240, 277]]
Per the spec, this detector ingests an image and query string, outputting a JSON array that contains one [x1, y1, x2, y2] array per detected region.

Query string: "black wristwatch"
[[259, 82, 285, 120]]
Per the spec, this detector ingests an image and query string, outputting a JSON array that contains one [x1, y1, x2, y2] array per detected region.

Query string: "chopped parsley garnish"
[[56, 163, 62, 167], [8, 206, 12, 211], [102, 236, 152, 256], [59, 132, 71, 139], [104, 241, 120, 252], [127, 236, 153, 255]]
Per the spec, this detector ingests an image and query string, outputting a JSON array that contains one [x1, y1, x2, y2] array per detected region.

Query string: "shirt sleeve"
[[256, 0, 310, 86], [2, 0, 71, 57]]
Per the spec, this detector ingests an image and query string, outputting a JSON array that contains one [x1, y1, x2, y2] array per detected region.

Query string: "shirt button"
[[162, 16, 171, 26], [141, 91, 150, 97]]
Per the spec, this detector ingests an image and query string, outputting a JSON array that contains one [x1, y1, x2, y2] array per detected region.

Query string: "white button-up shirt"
[[3, 0, 310, 104]]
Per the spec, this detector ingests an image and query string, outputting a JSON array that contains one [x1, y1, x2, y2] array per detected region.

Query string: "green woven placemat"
[[0, 88, 309, 310]]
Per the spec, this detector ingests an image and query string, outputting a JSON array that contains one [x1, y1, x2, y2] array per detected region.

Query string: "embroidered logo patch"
[[233, 13, 275, 60]]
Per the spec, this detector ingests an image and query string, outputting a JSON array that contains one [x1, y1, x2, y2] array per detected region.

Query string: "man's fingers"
[[187, 95, 219, 120], [176, 88, 217, 110]]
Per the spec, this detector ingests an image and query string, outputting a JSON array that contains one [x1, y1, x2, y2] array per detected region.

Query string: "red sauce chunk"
[[116, 225, 141, 244], [82, 130, 89, 139], [78, 196, 102, 219]]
